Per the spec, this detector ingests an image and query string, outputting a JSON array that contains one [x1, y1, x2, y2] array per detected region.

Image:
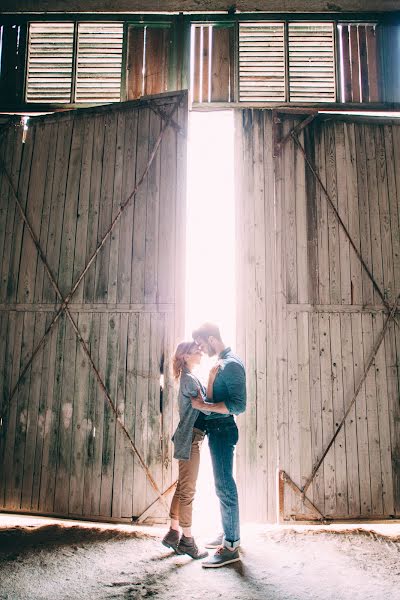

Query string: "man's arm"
[[220, 362, 246, 415], [192, 392, 229, 414]]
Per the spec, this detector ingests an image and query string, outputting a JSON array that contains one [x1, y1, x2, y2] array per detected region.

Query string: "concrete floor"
[[1, 514, 400, 600]]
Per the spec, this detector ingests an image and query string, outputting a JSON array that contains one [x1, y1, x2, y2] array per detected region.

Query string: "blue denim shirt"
[[171, 368, 210, 460], [205, 347, 246, 420]]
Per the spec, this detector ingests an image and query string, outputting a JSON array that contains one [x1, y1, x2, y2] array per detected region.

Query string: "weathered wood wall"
[[0, 92, 187, 521], [236, 109, 400, 521]]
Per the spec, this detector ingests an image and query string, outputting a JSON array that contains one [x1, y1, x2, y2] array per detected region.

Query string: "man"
[[191, 322, 246, 568]]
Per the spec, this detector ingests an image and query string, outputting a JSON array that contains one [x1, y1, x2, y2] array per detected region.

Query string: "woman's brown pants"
[[169, 429, 204, 528]]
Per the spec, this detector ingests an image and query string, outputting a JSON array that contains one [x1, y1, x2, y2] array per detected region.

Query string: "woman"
[[161, 341, 211, 559]]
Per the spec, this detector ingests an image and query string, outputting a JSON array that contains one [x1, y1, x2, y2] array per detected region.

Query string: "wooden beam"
[[1, 0, 399, 13]]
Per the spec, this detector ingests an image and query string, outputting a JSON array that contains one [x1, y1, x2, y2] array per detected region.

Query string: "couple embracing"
[[162, 322, 246, 568]]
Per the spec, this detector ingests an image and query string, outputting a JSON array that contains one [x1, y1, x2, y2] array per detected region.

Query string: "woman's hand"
[[191, 390, 205, 410]]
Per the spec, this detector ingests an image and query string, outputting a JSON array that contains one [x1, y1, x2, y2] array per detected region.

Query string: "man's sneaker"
[[202, 546, 240, 568], [161, 528, 180, 552], [177, 535, 208, 559], [204, 533, 224, 549]]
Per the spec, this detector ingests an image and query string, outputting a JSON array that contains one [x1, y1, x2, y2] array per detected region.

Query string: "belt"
[[204, 415, 235, 430]]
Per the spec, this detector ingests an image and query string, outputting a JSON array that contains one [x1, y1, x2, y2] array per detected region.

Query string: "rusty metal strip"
[[302, 291, 400, 496], [0, 94, 184, 515], [275, 113, 317, 155], [291, 131, 399, 328], [136, 479, 178, 524], [280, 470, 325, 520]]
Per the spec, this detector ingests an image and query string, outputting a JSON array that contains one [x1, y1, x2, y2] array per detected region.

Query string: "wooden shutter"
[[239, 23, 285, 102], [338, 24, 380, 103], [25, 22, 74, 103], [288, 22, 336, 103], [75, 23, 123, 103]]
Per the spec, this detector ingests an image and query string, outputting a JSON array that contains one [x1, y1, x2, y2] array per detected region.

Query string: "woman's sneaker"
[[204, 533, 224, 548], [162, 528, 180, 552], [202, 546, 240, 568], [177, 535, 208, 559]]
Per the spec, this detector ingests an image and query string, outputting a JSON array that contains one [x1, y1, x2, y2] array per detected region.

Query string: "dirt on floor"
[[0, 515, 400, 600]]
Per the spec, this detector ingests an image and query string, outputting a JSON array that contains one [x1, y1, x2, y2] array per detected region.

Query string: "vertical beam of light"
[[185, 110, 235, 535]]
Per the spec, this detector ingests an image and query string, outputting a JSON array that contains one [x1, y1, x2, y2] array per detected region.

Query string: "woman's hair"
[[172, 341, 198, 380]]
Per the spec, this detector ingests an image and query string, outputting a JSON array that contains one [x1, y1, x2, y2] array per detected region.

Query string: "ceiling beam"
[[1, 0, 399, 13]]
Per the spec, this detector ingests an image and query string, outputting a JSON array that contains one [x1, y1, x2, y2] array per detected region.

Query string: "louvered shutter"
[[239, 23, 285, 102], [288, 23, 336, 102], [26, 23, 74, 103], [75, 23, 123, 103]]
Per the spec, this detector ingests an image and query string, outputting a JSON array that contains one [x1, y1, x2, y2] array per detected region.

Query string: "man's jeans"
[[206, 416, 240, 549]]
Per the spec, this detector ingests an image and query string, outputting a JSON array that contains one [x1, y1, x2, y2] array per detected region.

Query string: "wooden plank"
[[340, 26, 352, 103], [319, 313, 337, 516], [334, 122, 351, 306], [4, 312, 26, 509], [83, 114, 105, 304], [144, 110, 161, 304], [366, 26, 379, 102], [358, 26, 370, 103], [145, 27, 170, 96], [72, 116, 94, 304], [0, 313, 9, 500], [53, 314, 78, 515], [202, 26, 210, 103], [365, 125, 384, 306], [375, 125, 394, 304], [174, 93, 187, 344], [130, 107, 149, 304], [355, 124, 373, 305], [38, 313, 66, 513], [373, 313, 394, 515], [117, 108, 138, 304], [341, 312, 360, 516], [121, 312, 138, 518], [344, 123, 362, 306], [297, 311, 312, 496], [42, 117, 73, 304], [304, 125, 318, 305], [211, 27, 230, 102], [132, 312, 150, 517], [30, 313, 54, 510], [309, 312, 324, 512], [361, 312, 383, 514], [6, 126, 35, 304], [329, 315, 349, 515], [325, 121, 341, 305], [351, 312, 372, 516], [145, 312, 164, 511], [34, 122, 58, 303], [17, 123, 51, 305], [58, 117, 84, 299], [315, 123, 330, 305], [349, 26, 361, 103], [383, 125, 400, 301], [107, 110, 125, 305], [69, 312, 91, 515], [287, 311, 301, 515], [157, 108, 176, 305], [112, 312, 128, 518], [0, 126, 22, 300], [3, 0, 400, 13], [192, 26, 201, 103], [20, 311, 47, 510], [94, 111, 118, 303], [296, 128, 309, 305], [385, 318, 400, 515], [82, 312, 102, 516], [99, 313, 119, 517], [253, 109, 268, 521], [264, 111, 277, 521], [284, 120, 298, 304], [127, 26, 144, 100]]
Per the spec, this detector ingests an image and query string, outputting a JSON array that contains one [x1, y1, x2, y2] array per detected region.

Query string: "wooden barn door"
[[236, 110, 400, 522], [0, 91, 187, 522]]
